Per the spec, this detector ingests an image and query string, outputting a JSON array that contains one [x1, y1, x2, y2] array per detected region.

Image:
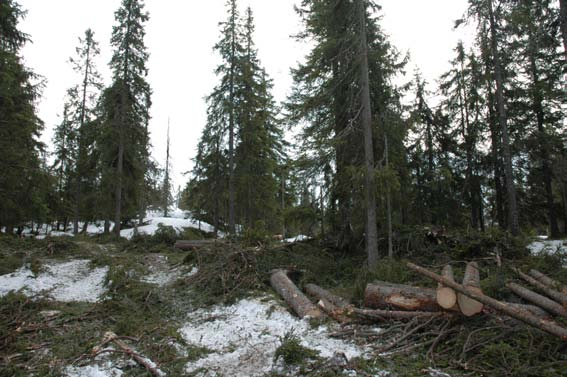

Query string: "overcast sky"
[[18, 0, 473, 189]]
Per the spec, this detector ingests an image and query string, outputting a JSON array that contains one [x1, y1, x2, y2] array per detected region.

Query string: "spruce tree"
[[66, 29, 103, 234], [288, 0, 405, 261], [51, 104, 76, 230], [0, 0, 45, 232], [234, 7, 284, 231], [101, 0, 151, 236], [508, 0, 565, 237]]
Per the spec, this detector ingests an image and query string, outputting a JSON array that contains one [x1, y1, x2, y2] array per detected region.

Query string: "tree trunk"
[[527, 35, 559, 238], [358, 0, 379, 268], [104, 219, 111, 234], [437, 265, 457, 310], [406, 262, 567, 340], [515, 268, 567, 306], [114, 134, 124, 237], [270, 270, 323, 318], [488, 0, 520, 235], [507, 282, 567, 318], [227, 4, 237, 236], [457, 262, 484, 316], [560, 0, 567, 62], [529, 269, 567, 295], [304, 283, 350, 308], [364, 282, 441, 312], [351, 308, 447, 322]]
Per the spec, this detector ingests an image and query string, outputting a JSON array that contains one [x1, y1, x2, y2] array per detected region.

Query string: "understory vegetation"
[[1, 229, 566, 376]]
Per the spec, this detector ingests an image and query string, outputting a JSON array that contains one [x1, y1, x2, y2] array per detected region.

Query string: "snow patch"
[[527, 239, 567, 256], [0, 260, 108, 303], [120, 210, 215, 240], [283, 234, 311, 243], [140, 255, 198, 287], [180, 298, 368, 376], [64, 362, 123, 377]]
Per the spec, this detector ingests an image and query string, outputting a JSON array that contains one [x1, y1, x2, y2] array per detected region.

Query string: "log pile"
[[270, 263, 567, 341]]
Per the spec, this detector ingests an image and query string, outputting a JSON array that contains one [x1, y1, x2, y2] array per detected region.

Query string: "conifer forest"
[[1, 0, 567, 376]]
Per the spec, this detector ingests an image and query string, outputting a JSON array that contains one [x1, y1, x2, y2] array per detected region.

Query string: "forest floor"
[[0, 225, 566, 376]]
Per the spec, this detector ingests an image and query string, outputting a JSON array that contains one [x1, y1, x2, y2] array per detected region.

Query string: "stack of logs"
[[270, 262, 567, 341]]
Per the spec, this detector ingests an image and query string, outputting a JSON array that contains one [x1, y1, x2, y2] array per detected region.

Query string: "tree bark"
[[227, 1, 237, 235], [488, 0, 520, 235], [515, 268, 567, 306], [529, 269, 567, 295], [560, 0, 567, 62], [406, 262, 567, 340], [364, 282, 441, 312], [507, 282, 567, 318], [437, 265, 457, 310], [357, 0, 379, 268], [527, 34, 559, 238], [351, 308, 447, 322], [304, 283, 350, 308], [457, 262, 484, 316], [270, 270, 323, 318]]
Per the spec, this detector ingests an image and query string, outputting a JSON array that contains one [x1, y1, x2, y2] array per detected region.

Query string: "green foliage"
[[274, 330, 320, 366], [0, 0, 46, 230]]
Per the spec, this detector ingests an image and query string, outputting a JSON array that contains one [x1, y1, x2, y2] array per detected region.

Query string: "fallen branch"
[[506, 282, 567, 318], [406, 262, 567, 340], [270, 270, 323, 318], [98, 331, 164, 377]]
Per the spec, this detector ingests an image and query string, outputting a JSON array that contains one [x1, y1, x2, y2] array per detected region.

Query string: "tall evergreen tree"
[[100, 0, 151, 236], [51, 105, 76, 230], [162, 119, 172, 217], [288, 0, 405, 260], [0, 0, 45, 232], [464, 0, 520, 235], [508, 0, 565, 236], [66, 28, 103, 234], [234, 7, 284, 231]]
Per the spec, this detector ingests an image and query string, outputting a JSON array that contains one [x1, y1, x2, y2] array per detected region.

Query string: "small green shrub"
[[274, 330, 319, 366]]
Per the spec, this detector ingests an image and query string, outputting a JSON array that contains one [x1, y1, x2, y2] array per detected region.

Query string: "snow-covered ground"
[[527, 239, 567, 256], [65, 362, 124, 377], [0, 260, 108, 303], [140, 255, 198, 287], [120, 209, 215, 240], [180, 298, 370, 376], [16, 208, 216, 240]]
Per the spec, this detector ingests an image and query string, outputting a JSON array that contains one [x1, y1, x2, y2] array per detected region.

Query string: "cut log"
[[304, 284, 349, 308], [514, 269, 567, 307], [437, 265, 457, 310], [316, 297, 351, 323], [407, 262, 567, 340], [506, 282, 567, 318], [270, 270, 323, 319], [174, 239, 218, 250], [506, 303, 553, 321], [351, 308, 448, 322], [529, 269, 567, 295], [457, 262, 484, 317], [364, 282, 441, 312]]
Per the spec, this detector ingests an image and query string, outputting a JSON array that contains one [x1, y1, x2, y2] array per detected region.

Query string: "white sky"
[[18, 0, 473, 189]]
